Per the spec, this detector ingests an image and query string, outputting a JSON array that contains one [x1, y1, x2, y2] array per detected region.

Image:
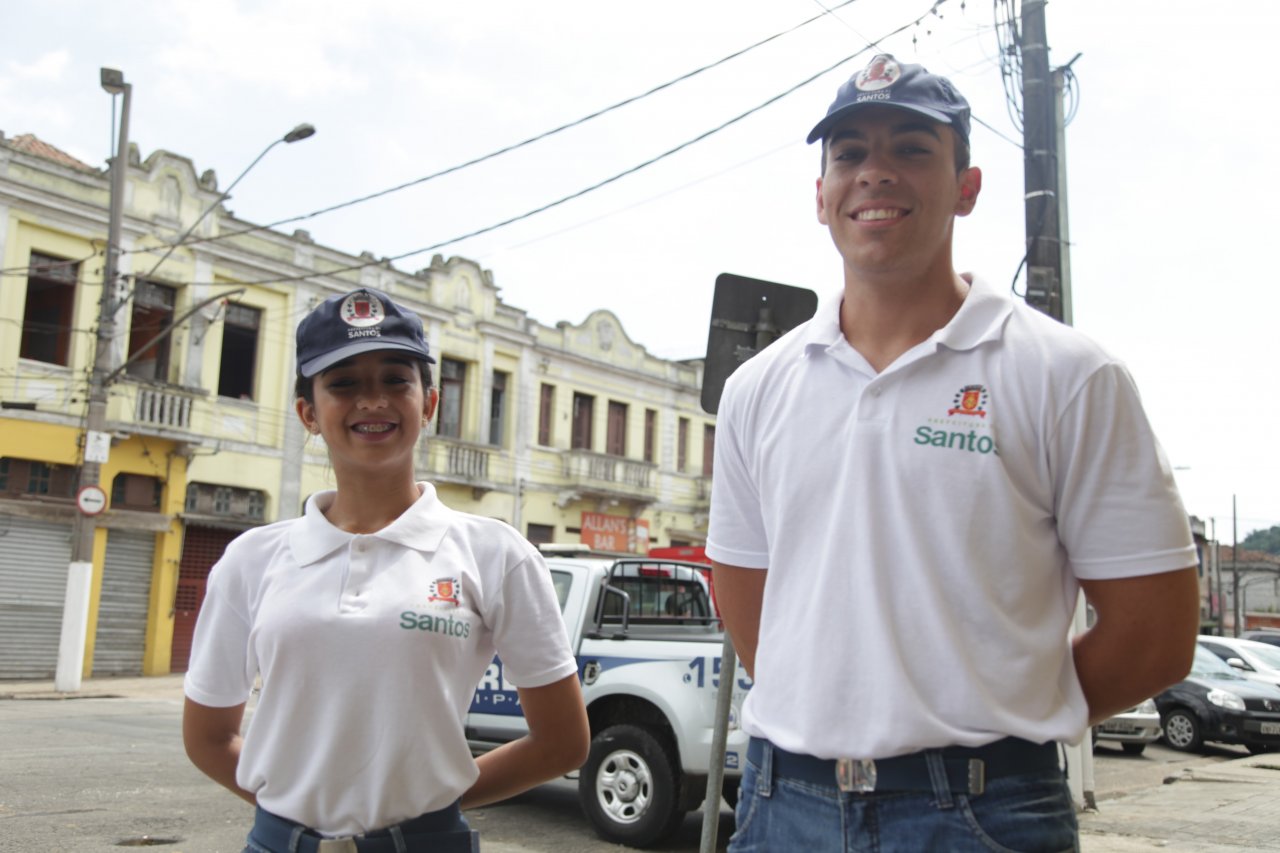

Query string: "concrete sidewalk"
[[1080, 753, 1280, 852], [5, 675, 1280, 851]]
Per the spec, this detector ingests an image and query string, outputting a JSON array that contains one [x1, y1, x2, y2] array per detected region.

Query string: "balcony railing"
[[561, 449, 656, 502], [421, 437, 508, 490], [134, 386, 194, 430], [696, 476, 712, 502]]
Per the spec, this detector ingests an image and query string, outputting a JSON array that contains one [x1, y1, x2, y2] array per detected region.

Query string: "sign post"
[[700, 274, 816, 853]]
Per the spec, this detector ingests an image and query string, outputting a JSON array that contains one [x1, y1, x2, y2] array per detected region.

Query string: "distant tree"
[[1241, 524, 1280, 555]]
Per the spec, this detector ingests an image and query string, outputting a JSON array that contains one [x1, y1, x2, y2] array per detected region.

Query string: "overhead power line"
[[121, 0, 864, 260], [170, 2, 951, 291]]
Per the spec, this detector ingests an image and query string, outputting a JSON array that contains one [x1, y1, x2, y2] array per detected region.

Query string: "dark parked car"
[[1242, 630, 1280, 650], [1155, 644, 1280, 754]]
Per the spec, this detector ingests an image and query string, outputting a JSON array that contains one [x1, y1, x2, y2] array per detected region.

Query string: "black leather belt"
[[748, 736, 1058, 796]]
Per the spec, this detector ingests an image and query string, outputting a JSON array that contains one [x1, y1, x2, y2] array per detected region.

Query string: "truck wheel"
[[721, 777, 740, 809], [1162, 708, 1203, 752], [579, 724, 684, 847]]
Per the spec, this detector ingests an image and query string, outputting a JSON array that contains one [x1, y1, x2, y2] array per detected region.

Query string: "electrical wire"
[[993, 0, 1024, 132], [118, 0, 866, 260], [161, 4, 949, 292]]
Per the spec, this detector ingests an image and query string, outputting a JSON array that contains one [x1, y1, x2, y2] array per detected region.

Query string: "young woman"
[[183, 287, 589, 853]]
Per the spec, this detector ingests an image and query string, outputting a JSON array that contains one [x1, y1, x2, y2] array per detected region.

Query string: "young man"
[[706, 55, 1199, 851]]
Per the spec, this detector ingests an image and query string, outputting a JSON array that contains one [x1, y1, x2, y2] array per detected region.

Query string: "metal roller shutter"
[[91, 529, 156, 677], [170, 525, 240, 672], [0, 515, 74, 680]]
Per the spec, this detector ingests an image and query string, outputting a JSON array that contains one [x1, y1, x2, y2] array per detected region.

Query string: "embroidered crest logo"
[[855, 55, 902, 92], [947, 384, 989, 418], [428, 577, 461, 607], [339, 290, 385, 328]]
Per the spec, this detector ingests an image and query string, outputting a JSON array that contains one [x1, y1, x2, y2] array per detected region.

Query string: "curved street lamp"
[[136, 122, 317, 283]]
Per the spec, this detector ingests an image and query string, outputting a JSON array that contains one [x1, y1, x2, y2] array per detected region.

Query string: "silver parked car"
[[1198, 635, 1280, 691], [1094, 697, 1162, 755]]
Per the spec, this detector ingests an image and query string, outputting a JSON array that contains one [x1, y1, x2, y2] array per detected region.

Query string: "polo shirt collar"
[[800, 274, 1013, 357], [289, 482, 453, 566], [932, 274, 1013, 351]]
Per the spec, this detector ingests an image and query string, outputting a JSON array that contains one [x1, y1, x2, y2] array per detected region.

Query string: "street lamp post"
[[53, 68, 314, 691], [135, 122, 315, 282], [54, 68, 132, 693]]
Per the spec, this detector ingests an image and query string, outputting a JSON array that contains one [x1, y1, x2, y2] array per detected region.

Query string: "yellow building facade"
[[0, 132, 714, 680]]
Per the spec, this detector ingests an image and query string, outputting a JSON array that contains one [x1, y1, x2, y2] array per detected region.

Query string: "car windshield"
[[1190, 644, 1246, 680], [1243, 641, 1280, 670]]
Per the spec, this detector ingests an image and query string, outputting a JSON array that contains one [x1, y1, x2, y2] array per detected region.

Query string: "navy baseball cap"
[[296, 287, 435, 378], [806, 54, 971, 145]]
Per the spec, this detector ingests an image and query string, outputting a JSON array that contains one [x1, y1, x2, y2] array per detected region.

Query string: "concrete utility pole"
[[55, 68, 131, 692], [1016, 5, 1095, 809], [1019, 0, 1064, 321], [1233, 494, 1241, 636]]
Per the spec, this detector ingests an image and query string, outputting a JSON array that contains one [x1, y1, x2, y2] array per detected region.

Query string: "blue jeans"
[[243, 805, 479, 853], [729, 740, 1078, 853]]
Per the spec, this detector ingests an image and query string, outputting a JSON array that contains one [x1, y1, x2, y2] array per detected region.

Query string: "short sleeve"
[[706, 373, 769, 568], [183, 554, 255, 708], [1051, 362, 1197, 579], [485, 547, 577, 689]]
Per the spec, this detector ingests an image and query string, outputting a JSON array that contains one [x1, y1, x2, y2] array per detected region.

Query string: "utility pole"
[[1016, 4, 1095, 810], [1019, 0, 1063, 321], [1212, 518, 1223, 635], [1232, 494, 1241, 636], [55, 68, 131, 692]]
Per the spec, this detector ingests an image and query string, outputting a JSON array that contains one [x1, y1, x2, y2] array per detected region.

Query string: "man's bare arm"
[[712, 561, 768, 680], [1075, 567, 1200, 725]]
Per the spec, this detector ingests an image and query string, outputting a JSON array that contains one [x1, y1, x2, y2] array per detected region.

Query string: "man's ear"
[[956, 167, 982, 217], [296, 397, 319, 434], [816, 177, 829, 225]]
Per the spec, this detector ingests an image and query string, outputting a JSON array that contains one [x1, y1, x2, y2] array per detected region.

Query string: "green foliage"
[[1241, 524, 1280, 555]]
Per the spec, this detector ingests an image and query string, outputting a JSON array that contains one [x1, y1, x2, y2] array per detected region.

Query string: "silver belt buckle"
[[836, 757, 877, 793], [317, 838, 359, 853]]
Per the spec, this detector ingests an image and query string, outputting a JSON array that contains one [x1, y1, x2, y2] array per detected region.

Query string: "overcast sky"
[[3, 0, 1276, 539]]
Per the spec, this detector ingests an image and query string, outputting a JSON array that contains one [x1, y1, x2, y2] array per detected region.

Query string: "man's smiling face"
[[816, 105, 980, 285]]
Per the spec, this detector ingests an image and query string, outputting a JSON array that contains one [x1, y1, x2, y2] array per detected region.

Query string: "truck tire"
[[579, 724, 685, 847], [721, 777, 740, 809]]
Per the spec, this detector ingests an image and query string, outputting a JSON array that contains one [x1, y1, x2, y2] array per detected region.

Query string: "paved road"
[[0, 693, 732, 852], [0, 688, 1249, 853]]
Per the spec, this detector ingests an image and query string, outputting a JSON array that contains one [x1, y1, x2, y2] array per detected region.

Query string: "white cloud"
[[6, 49, 70, 81]]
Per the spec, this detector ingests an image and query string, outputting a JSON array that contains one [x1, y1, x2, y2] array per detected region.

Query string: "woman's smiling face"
[[296, 350, 435, 478]]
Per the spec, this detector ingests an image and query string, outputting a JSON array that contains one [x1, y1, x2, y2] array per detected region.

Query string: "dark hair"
[[295, 359, 435, 404], [820, 127, 970, 176]]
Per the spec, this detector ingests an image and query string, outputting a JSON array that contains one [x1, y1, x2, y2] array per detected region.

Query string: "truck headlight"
[[1207, 688, 1245, 711]]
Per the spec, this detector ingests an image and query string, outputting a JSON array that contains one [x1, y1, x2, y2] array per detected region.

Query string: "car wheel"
[[1121, 742, 1147, 756], [1162, 708, 1203, 752], [579, 724, 684, 847]]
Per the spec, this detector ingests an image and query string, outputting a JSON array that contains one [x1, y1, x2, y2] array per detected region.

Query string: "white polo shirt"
[[184, 483, 577, 836], [707, 275, 1195, 760]]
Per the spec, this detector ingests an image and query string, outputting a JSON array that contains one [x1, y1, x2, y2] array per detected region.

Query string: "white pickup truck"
[[466, 549, 752, 847]]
